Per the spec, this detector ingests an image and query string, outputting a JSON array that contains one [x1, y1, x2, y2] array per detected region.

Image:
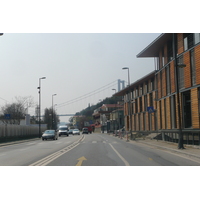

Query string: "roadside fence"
[[0, 124, 46, 140]]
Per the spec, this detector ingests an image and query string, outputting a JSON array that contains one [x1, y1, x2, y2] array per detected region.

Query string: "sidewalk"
[[110, 133, 200, 160]]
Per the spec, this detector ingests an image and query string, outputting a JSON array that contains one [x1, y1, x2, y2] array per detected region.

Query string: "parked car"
[[73, 129, 80, 135], [58, 126, 69, 137], [68, 129, 74, 135], [82, 127, 89, 134], [42, 130, 58, 140]]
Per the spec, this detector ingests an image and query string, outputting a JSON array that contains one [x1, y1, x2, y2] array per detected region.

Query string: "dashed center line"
[[26, 142, 35, 146], [19, 148, 28, 151]]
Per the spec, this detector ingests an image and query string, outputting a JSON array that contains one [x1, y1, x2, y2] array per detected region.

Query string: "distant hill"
[[75, 96, 122, 118]]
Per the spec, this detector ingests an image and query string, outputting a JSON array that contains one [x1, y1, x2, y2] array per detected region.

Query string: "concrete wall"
[[0, 124, 46, 138]]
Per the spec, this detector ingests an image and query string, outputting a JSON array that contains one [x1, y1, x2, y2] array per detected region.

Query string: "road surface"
[[0, 133, 200, 166]]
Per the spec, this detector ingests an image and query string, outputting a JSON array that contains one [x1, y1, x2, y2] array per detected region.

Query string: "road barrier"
[[0, 124, 46, 141]]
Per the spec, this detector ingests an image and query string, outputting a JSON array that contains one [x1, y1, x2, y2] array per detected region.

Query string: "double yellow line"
[[29, 135, 85, 166]]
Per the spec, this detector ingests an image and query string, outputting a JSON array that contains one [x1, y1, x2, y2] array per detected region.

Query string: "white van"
[[58, 126, 69, 137]]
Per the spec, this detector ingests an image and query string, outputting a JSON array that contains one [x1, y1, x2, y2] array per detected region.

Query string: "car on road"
[[73, 129, 80, 135], [58, 126, 69, 137], [68, 129, 74, 135], [42, 130, 58, 140], [82, 127, 89, 134]]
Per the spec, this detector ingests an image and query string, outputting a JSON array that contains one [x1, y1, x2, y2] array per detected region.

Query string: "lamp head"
[[177, 63, 186, 68]]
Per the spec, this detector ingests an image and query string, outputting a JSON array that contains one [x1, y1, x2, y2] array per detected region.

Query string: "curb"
[[135, 140, 200, 159], [107, 133, 200, 160], [0, 138, 40, 147]]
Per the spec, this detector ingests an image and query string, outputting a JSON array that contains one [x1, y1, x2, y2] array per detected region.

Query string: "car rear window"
[[44, 130, 55, 134]]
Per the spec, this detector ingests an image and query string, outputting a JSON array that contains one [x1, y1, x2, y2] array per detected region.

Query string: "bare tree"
[[0, 96, 35, 125]]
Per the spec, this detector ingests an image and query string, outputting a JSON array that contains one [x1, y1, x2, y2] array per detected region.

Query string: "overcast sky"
[[0, 33, 160, 122], [1, 1, 194, 124], [1, 0, 197, 196]]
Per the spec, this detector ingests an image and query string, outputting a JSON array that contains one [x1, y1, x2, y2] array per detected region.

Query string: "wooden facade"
[[115, 33, 200, 145]]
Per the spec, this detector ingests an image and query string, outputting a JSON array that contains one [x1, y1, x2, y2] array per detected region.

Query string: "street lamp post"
[[52, 94, 57, 130], [38, 77, 46, 138], [122, 67, 130, 86], [112, 89, 116, 134], [122, 67, 132, 141], [173, 33, 186, 149]]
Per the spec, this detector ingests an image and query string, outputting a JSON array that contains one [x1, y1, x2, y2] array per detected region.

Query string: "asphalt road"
[[0, 133, 200, 166]]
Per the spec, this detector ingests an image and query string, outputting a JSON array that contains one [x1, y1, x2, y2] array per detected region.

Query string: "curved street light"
[[38, 77, 46, 138], [122, 67, 130, 87], [52, 94, 57, 129], [122, 67, 132, 141]]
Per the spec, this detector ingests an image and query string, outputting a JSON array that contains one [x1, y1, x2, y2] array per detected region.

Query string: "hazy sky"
[[0, 33, 160, 122]]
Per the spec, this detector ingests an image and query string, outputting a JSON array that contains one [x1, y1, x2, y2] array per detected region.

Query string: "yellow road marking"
[[149, 157, 153, 161], [76, 156, 87, 166]]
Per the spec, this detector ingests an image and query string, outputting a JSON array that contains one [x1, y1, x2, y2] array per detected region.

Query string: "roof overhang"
[[114, 70, 156, 96], [137, 33, 172, 57]]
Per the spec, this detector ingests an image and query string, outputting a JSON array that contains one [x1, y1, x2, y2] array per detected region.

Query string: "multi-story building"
[[114, 70, 156, 138], [92, 104, 123, 132], [116, 33, 200, 145]]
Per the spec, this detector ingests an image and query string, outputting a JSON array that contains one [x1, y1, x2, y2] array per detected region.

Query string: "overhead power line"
[[56, 80, 118, 109]]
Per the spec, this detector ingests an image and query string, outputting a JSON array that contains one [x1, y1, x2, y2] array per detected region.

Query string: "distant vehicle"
[[73, 129, 80, 135], [68, 129, 74, 135], [42, 130, 58, 140], [84, 126, 92, 133], [58, 126, 69, 137], [82, 127, 89, 134]]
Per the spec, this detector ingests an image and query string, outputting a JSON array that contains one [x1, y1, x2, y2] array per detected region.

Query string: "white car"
[[73, 129, 80, 135]]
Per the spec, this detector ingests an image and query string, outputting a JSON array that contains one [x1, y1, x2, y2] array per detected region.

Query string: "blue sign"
[[4, 114, 11, 119], [147, 107, 154, 113]]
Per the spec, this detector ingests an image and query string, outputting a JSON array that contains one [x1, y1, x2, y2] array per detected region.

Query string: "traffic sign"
[[4, 114, 11, 119], [147, 107, 154, 113]]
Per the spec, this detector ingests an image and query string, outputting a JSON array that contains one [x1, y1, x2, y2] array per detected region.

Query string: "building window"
[[135, 99, 138, 113], [135, 87, 138, 97], [183, 91, 192, 128], [145, 81, 148, 93], [194, 33, 200, 45], [167, 39, 173, 62], [198, 88, 200, 118], [184, 33, 194, 51], [160, 70, 163, 97], [166, 64, 171, 95], [149, 93, 153, 107], [164, 99, 167, 129], [171, 95, 177, 129], [155, 57, 160, 70], [159, 101, 162, 129], [144, 95, 147, 112], [131, 101, 134, 114], [138, 114, 140, 131], [151, 78, 154, 91], [139, 97, 142, 112], [178, 55, 185, 89], [139, 84, 143, 96], [162, 48, 165, 66], [190, 49, 196, 86], [132, 90, 135, 99], [144, 113, 146, 130]]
